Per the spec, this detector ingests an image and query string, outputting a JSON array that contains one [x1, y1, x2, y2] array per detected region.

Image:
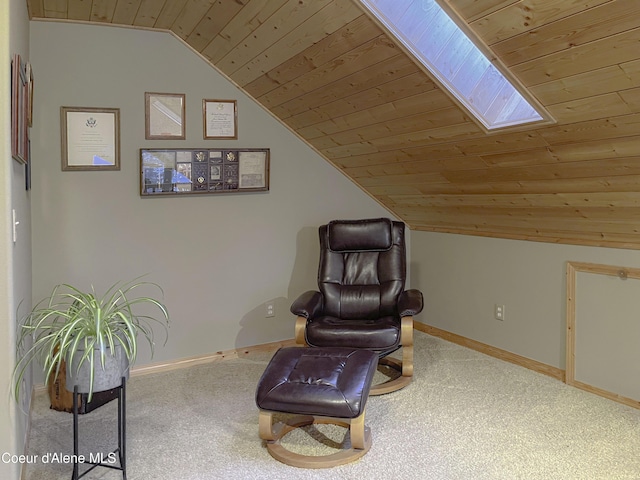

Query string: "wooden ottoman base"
[[255, 347, 378, 468], [258, 410, 371, 469]]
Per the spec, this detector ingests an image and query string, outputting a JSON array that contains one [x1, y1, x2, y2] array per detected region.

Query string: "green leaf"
[[12, 276, 169, 403]]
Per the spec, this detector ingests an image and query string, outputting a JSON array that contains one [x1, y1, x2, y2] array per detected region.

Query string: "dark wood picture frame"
[[11, 54, 29, 164], [140, 148, 269, 196]]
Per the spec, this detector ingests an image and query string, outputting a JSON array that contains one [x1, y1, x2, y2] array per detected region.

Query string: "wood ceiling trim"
[[401, 209, 640, 234], [401, 217, 640, 245], [400, 208, 640, 229], [410, 224, 640, 250]]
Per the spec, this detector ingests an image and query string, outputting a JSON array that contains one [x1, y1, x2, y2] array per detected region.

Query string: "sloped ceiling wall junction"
[[27, 0, 640, 249]]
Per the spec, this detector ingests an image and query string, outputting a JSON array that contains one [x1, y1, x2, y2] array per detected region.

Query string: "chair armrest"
[[398, 289, 424, 317], [290, 290, 323, 319]]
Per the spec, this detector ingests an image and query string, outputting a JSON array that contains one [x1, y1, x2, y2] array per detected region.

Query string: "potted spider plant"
[[13, 277, 170, 403]]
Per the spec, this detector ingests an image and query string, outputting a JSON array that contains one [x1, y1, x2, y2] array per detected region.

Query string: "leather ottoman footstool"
[[255, 347, 378, 468]]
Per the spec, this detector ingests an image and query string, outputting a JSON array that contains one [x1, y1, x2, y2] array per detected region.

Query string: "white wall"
[[2, 0, 32, 477], [411, 231, 640, 369], [29, 21, 392, 383], [0, 6, 17, 474]]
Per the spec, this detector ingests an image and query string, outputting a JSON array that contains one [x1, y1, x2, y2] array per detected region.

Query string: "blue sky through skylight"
[[360, 0, 545, 130]]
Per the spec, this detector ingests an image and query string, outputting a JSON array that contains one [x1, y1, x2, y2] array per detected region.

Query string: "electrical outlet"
[[265, 302, 275, 318], [494, 304, 505, 321]]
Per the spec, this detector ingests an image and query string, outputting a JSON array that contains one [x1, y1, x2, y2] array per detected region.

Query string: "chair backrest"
[[317, 218, 406, 320]]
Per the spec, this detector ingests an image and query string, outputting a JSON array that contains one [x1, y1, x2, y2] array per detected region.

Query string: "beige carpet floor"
[[23, 331, 640, 479]]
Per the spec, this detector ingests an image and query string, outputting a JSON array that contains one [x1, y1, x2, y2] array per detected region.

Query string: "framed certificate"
[[238, 150, 267, 189], [203, 99, 237, 139], [145, 92, 186, 140], [140, 148, 269, 196], [61, 107, 120, 171]]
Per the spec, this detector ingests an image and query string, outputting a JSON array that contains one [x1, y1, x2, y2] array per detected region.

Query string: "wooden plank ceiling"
[[27, 0, 640, 249]]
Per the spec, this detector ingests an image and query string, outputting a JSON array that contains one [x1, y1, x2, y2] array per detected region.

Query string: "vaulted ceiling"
[[27, 0, 640, 249]]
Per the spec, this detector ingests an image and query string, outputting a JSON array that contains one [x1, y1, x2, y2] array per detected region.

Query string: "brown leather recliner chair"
[[290, 218, 424, 395]]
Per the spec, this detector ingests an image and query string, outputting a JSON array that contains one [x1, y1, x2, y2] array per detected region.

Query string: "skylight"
[[360, 0, 547, 130]]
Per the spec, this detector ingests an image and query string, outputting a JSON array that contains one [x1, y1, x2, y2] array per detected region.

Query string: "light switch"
[[12, 209, 19, 243]]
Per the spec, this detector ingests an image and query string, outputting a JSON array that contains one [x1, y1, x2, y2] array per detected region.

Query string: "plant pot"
[[65, 343, 130, 394]]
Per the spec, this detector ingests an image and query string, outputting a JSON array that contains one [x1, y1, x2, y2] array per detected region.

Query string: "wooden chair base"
[[294, 315, 414, 396], [259, 411, 371, 469], [369, 356, 412, 396]]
